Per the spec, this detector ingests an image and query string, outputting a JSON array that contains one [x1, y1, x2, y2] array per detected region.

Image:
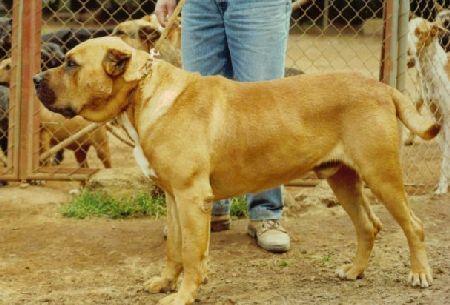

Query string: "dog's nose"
[[33, 73, 44, 87]]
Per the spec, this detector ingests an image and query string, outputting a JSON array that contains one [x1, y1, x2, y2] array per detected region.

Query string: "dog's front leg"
[[157, 183, 212, 305], [146, 192, 183, 293]]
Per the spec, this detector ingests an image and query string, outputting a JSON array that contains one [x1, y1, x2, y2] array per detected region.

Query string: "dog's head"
[[407, 17, 447, 68], [33, 37, 152, 122], [112, 15, 162, 51], [0, 58, 11, 84]]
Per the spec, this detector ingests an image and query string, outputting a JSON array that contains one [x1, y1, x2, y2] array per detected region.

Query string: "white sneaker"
[[247, 220, 290, 253]]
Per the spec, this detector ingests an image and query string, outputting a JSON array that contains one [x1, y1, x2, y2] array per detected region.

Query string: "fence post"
[[396, 0, 410, 93], [9, 0, 22, 179], [17, 0, 42, 181], [380, 0, 399, 86]]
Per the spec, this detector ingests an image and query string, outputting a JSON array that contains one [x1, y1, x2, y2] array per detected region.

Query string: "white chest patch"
[[119, 113, 157, 178]]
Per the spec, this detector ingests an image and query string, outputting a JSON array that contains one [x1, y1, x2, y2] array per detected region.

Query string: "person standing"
[[155, 0, 291, 253]]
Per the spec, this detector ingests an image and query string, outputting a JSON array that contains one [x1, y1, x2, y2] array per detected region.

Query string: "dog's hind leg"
[[157, 180, 213, 305], [360, 156, 432, 287], [145, 192, 183, 293], [327, 166, 382, 280]]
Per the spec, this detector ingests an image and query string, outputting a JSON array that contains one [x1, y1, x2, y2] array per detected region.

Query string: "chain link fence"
[[0, 1, 19, 182], [0, 0, 447, 195]]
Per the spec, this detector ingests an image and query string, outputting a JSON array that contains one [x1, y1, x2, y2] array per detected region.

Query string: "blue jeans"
[[181, 0, 291, 220]]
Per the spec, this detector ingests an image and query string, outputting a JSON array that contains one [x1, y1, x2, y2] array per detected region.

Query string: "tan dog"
[[0, 57, 111, 168], [0, 57, 10, 83], [112, 14, 181, 66], [112, 14, 181, 53], [34, 37, 439, 304]]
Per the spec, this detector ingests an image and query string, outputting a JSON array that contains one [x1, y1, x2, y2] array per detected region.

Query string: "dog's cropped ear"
[[123, 49, 150, 82], [102, 48, 131, 77], [138, 25, 161, 43], [409, 11, 417, 21]]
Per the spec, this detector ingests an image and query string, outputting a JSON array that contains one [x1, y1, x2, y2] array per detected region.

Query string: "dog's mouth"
[[34, 78, 77, 118], [51, 106, 77, 119], [41, 101, 77, 119], [34, 78, 56, 107]]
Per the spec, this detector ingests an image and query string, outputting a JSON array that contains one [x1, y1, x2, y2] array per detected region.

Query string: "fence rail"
[[0, 0, 447, 195]]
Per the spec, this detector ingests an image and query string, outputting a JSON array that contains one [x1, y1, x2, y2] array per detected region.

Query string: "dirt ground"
[[0, 184, 449, 305], [0, 19, 448, 305]]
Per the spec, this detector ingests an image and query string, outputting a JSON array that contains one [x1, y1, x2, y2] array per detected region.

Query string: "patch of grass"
[[321, 253, 333, 264], [61, 190, 166, 219], [62, 190, 247, 220], [278, 260, 289, 268], [230, 196, 247, 218]]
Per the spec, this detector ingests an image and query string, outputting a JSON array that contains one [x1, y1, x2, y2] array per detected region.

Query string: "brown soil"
[[0, 185, 449, 305]]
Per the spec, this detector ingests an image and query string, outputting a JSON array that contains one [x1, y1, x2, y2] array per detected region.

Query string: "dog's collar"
[[137, 48, 159, 80], [149, 48, 160, 59]]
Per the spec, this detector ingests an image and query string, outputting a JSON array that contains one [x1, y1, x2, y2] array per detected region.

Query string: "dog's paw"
[[408, 270, 433, 288], [336, 264, 364, 280], [157, 293, 192, 305], [144, 276, 176, 294]]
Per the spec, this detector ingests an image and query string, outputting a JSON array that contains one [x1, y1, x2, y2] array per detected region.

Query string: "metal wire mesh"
[[1, 0, 446, 195], [0, 1, 17, 181]]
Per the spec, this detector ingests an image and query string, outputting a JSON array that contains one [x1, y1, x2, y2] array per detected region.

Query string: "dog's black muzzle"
[[33, 72, 76, 118]]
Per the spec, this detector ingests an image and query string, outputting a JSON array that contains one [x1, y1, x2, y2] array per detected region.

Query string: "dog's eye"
[[114, 30, 125, 36], [65, 59, 78, 68], [5, 64, 10, 70]]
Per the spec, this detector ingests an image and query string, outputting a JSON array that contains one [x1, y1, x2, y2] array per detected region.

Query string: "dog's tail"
[[391, 88, 441, 140]]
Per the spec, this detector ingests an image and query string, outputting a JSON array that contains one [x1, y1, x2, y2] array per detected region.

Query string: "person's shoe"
[[210, 214, 231, 232], [247, 220, 290, 253], [163, 214, 231, 239]]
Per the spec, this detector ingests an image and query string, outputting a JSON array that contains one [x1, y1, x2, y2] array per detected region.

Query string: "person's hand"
[[155, 0, 177, 27]]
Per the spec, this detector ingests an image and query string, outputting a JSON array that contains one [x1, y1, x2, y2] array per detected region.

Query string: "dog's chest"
[[119, 113, 157, 178]]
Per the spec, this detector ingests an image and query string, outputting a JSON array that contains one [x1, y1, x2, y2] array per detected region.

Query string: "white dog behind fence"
[[407, 17, 449, 194]]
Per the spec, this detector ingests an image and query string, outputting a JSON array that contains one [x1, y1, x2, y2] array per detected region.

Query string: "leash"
[[157, 0, 185, 42], [106, 123, 135, 148], [154, 0, 185, 67]]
